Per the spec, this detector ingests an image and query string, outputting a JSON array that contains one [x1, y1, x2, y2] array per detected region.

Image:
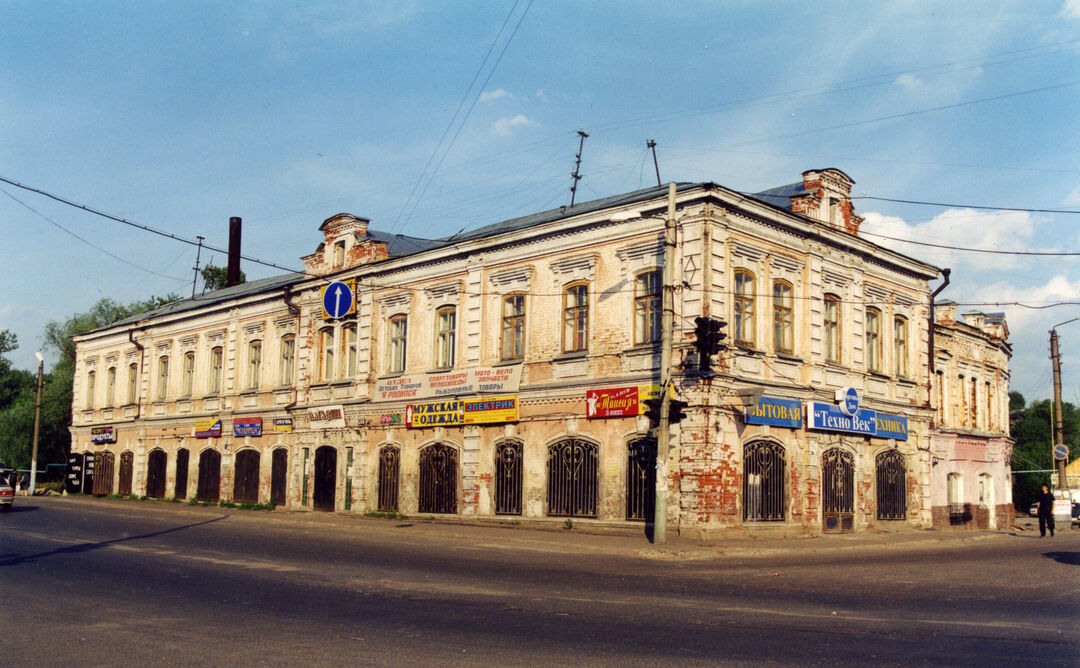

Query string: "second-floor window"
[[181, 351, 195, 397], [105, 366, 116, 407], [208, 346, 223, 395], [320, 328, 335, 381], [734, 269, 755, 346], [893, 317, 908, 378], [435, 307, 456, 369], [279, 335, 295, 386], [563, 283, 589, 353], [157, 356, 169, 400], [343, 324, 358, 377], [85, 370, 96, 409], [389, 315, 408, 373], [824, 294, 841, 363], [127, 362, 138, 404], [865, 308, 882, 373], [247, 341, 261, 390], [634, 270, 661, 345], [501, 294, 525, 361], [772, 280, 793, 354]]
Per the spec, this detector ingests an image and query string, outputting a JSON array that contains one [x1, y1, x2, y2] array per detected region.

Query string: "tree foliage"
[[1009, 391, 1080, 508], [201, 263, 245, 292]]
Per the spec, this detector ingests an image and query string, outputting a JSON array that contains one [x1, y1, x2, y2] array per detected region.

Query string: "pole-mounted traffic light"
[[644, 398, 689, 425], [692, 316, 728, 374]]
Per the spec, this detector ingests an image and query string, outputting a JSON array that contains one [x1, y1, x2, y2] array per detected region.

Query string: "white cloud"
[[491, 114, 538, 138], [895, 74, 922, 90], [535, 88, 548, 102], [1064, 184, 1080, 207], [861, 208, 1040, 272], [1061, 0, 1080, 19], [480, 88, 512, 102]]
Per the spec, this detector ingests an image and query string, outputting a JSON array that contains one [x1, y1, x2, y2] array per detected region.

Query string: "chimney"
[[227, 216, 242, 287]]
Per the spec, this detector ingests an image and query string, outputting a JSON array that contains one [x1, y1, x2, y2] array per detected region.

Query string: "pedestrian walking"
[[1036, 484, 1055, 537]]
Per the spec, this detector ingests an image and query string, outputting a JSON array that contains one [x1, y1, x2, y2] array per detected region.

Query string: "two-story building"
[[69, 168, 1001, 538]]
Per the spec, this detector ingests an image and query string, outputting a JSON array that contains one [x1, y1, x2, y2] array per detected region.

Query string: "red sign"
[[586, 386, 640, 418]]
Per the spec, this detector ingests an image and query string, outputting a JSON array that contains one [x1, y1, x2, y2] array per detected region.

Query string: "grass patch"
[[365, 510, 408, 520]]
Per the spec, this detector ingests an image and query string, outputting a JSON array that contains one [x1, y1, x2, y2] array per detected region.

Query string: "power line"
[[856, 230, 1080, 256], [854, 195, 1080, 215]]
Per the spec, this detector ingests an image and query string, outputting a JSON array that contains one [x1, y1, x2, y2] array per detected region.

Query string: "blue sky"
[[2, 1, 1079, 402]]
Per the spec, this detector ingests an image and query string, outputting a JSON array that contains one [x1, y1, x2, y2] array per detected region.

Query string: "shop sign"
[[745, 397, 803, 428], [233, 417, 263, 437], [807, 401, 909, 441], [273, 418, 294, 432], [372, 413, 403, 426], [463, 396, 518, 424], [406, 401, 463, 427], [587, 386, 639, 418], [374, 366, 522, 402], [195, 418, 222, 438], [874, 413, 908, 440], [90, 425, 116, 444], [307, 405, 345, 430]]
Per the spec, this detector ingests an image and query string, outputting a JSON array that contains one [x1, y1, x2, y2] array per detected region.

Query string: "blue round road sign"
[[322, 281, 353, 319], [839, 387, 860, 417], [1053, 443, 1068, 461]]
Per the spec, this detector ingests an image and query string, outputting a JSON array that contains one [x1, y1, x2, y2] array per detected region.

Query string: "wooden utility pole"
[[652, 182, 677, 544], [1050, 325, 1072, 490]]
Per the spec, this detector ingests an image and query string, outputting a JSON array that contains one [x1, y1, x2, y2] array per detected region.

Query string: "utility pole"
[[569, 129, 589, 208], [652, 182, 677, 544], [28, 351, 43, 496], [191, 235, 206, 298], [647, 139, 661, 187], [1049, 320, 1077, 490]]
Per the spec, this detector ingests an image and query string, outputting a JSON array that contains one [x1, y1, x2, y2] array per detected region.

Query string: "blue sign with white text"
[[745, 397, 803, 428], [807, 402, 908, 440]]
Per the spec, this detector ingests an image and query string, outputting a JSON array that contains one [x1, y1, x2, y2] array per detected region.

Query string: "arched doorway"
[[876, 450, 907, 520], [743, 440, 785, 521], [626, 437, 656, 521], [175, 448, 189, 499], [233, 449, 261, 503], [419, 443, 457, 514], [312, 446, 337, 511], [822, 447, 854, 533], [92, 451, 114, 496], [117, 451, 134, 496], [377, 446, 400, 512], [494, 440, 523, 516], [270, 448, 288, 507], [547, 438, 598, 518], [197, 449, 221, 503], [145, 449, 167, 499]]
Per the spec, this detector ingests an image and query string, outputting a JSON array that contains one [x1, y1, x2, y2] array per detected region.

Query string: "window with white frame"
[[320, 327, 335, 381], [181, 351, 196, 397], [157, 356, 169, 400], [734, 269, 755, 346], [105, 366, 116, 407], [634, 270, 661, 345], [824, 294, 841, 363], [279, 335, 295, 386], [127, 362, 138, 404], [85, 370, 96, 409], [208, 346, 223, 395], [434, 307, 456, 369], [247, 340, 262, 390], [772, 280, 793, 354], [343, 324, 358, 377], [865, 308, 882, 373], [501, 294, 525, 361], [894, 316, 908, 378], [388, 315, 407, 373], [563, 282, 589, 353]]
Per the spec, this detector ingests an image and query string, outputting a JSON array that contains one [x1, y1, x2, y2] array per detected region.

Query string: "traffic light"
[[692, 316, 728, 373], [643, 398, 689, 425]]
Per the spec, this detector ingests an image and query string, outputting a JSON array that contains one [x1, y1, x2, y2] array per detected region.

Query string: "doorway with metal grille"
[[547, 438, 598, 518], [175, 448, 189, 499], [145, 449, 167, 498], [626, 437, 656, 521], [117, 451, 134, 496], [270, 448, 287, 507], [876, 449, 907, 520], [419, 443, 457, 514], [743, 440, 785, 521], [822, 447, 854, 533], [377, 446, 400, 512], [197, 449, 221, 503], [494, 440, 523, 515], [233, 449, 261, 503], [92, 451, 114, 496], [313, 446, 337, 511]]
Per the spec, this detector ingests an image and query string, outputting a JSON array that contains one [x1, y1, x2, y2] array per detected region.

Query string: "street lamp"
[[29, 351, 43, 497], [1049, 317, 1079, 491]]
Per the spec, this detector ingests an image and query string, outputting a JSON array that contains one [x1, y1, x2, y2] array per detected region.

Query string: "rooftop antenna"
[[191, 235, 206, 298], [569, 129, 589, 208], [647, 139, 661, 188]]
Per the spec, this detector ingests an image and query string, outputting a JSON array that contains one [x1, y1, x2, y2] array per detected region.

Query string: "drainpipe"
[[128, 328, 145, 420], [283, 285, 300, 412], [928, 268, 951, 377]]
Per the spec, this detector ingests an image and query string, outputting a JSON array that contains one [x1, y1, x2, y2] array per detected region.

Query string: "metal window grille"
[[626, 437, 656, 521], [494, 440, 523, 515], [822, 448, 854, 532], [419, 443, 457, 514], [743, 441, 785, 521], [876, 450, 907, 520], [547, 438, 598, 518], [378, 446, 400, 512]]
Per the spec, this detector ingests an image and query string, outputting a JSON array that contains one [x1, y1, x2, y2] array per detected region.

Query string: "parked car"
[[0, 468, 15, 512], [1029, 502, 1039, 517]]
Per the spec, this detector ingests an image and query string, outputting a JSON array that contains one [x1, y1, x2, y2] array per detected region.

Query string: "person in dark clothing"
[[1036, 484, 1055, 537]]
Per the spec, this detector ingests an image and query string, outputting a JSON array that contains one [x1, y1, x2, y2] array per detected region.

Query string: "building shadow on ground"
[[1042, 551, 1080, 566]]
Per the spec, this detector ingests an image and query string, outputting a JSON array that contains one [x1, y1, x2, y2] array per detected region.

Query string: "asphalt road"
[[1, 497, 1077, 666]]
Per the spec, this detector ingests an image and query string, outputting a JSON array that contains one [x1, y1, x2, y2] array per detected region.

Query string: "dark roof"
[[366, 230, 447, 257], [748, 182, 809, 211]]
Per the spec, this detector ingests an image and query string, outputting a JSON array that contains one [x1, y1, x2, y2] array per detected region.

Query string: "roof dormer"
[[301, 213, 389, 275], [789, 168, 864, 235]]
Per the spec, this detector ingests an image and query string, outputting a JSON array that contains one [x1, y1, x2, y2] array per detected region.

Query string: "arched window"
[[156, 356, 169, 400], [388, 316, 407, 373], [333, 239, 346, 267], [772, 280, 793, 353], [501, 294, 525, 361], [563, 283, 589, 353], [824, 294, 841, 363], [634, 270, 662, 345], [279, 335, 295, 386], [865, 308, 882, 373], [434, 307, 456, 369], [208, 346, 223, 395], [418, 443, 458, 514], [85, 370, 96, 409], [320, 327, 335, 381], [893, 316, 908, 378], [822, 448, 854, 533], [734, 269, 755, 345], [342, 324, 358, 377], [743, 441, 785, 521], [547, 438, 598, 518], [181, 351, 196, 397], [494, 440, 523, 515], [876, 450, 907, 520]]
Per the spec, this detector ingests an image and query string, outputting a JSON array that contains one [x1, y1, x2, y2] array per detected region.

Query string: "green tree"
[[1009, 393, 1080, 509], [0, 330, 33, 411], [201, 263, 245, 292]]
